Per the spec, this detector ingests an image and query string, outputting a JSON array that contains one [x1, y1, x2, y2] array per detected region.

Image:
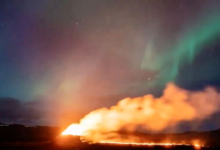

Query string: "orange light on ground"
[[194, 144, 201, 149], [98, 141, 192, 146]]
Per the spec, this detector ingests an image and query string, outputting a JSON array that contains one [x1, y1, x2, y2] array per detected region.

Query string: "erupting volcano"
[[61, 83, 220, 147]]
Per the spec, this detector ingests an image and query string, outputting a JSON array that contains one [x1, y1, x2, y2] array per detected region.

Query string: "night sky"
[[0, 0, 220, 129]]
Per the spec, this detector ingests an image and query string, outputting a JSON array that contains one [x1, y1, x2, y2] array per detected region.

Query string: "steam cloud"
[[76, 83, 220, 142]]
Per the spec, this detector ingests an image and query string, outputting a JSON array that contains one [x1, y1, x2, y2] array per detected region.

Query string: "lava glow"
[[61, 125, 204, 148], [99, 141, 189, 146], [61, 125, 203, 148], [96, 141, 203, 148], [194, 144, 201, 149], [61, 123, 84, 136]]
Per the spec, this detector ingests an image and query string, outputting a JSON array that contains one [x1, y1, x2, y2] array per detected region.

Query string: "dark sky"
[[0, 0, 220, 129]]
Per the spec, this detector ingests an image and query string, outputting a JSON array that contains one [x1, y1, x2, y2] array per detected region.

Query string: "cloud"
[[0, 97, 83, 126], [0, 97, 24, 121]]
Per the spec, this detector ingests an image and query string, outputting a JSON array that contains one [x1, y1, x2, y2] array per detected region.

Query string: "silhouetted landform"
[[0, 123, 62, 142], [0, 122, 6, 126], [0, 123, 219, 149]]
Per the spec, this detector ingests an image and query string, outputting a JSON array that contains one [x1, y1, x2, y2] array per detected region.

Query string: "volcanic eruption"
[[61, 83, 220, 147]]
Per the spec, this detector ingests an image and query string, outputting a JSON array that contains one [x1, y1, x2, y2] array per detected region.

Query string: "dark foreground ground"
[[0, 142, 218, 150], [0, 123, 219, 150]]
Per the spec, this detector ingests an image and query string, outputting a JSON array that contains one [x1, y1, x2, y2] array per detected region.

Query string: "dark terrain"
[[0, 123, 219, 150]]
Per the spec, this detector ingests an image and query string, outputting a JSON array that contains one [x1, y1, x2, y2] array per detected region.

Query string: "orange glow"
[[98, 141, 190, 146], [192, 139, 202, 149], [61, 82, 219, 145], [95, 141, 202, 148], [61, 123, 84, 136], [194, 144, 201, 149], [61, 125, 204, 148]]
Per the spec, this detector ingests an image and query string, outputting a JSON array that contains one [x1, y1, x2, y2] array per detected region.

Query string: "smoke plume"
[[72, 83, 220, 142]]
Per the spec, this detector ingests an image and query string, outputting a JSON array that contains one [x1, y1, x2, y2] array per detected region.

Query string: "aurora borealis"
[[142, 8, 220, 88], [0, 0, 220, 128]]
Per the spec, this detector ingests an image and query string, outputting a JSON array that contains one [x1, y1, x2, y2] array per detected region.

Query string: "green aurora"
[[141, 10, 220, 87]]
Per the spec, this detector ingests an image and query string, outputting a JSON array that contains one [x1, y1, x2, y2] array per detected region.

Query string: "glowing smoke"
[[63, 83, 220, 142]]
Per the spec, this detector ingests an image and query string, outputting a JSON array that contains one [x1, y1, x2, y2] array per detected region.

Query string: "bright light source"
[[61, 123, 84, 136]]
